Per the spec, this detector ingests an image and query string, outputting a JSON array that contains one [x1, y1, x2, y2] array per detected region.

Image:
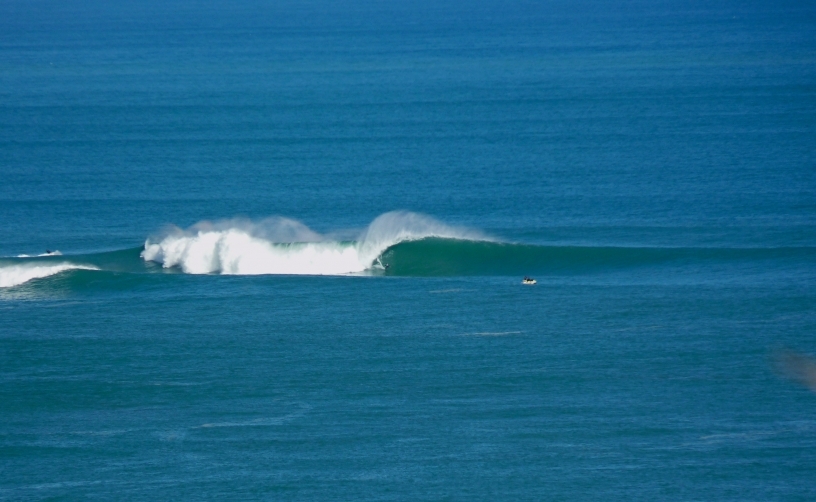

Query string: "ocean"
[[2, 0, 815, 499]]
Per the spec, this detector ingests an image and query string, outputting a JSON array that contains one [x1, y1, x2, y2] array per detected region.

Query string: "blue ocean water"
[[2, 0, 816, 499]]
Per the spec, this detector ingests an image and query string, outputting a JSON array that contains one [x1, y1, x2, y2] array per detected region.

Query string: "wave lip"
[[141, 211, 488, 276], [356, 211, 488, 266], [0, 263, 99, 288]]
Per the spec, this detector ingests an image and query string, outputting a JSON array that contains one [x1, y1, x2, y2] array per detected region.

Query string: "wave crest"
[[0, 263, 99, 288], [141, 211, 486, 275]]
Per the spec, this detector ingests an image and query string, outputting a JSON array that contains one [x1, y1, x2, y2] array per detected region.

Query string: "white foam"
[[0, 263, 98, 288], [15, 251, 62, 258], [141, 211, 487, 276]]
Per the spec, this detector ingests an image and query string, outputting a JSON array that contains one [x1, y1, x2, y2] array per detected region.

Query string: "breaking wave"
[[141, 211, 487, 275], [2, 211, 814, 289], [0, 263, 99, 288]]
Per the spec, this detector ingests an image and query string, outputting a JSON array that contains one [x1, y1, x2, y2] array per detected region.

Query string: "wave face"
[[0, 263, 99, 288], [3, 212, 814, 289], [378, 239, 815, 276], [141, 211, 487, 275]]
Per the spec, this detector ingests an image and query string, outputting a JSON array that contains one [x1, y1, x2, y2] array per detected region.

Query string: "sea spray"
[[7, 213, 809, 281], [141, 211, 488, 275], [355, 212, 489, 266]]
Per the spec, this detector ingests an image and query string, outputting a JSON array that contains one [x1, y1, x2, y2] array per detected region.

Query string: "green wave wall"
[[377, 238, 815, 276]]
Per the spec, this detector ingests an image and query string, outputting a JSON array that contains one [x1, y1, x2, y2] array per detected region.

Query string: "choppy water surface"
[[2, 0, 815, 499]]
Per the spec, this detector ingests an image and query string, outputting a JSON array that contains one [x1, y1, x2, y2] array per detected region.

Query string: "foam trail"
[[0, 263, 98, 288], [141, 211, 487, 275]]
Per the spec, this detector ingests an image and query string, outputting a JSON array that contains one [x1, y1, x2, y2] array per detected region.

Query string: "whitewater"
[[0, 212, 486, 287], [0, 263, 98, 288], [140, 211, 488, 276], [3, 210, 815, 288]]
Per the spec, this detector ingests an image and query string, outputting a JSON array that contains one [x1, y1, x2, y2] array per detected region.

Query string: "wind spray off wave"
[[140, 211, 488, 275]]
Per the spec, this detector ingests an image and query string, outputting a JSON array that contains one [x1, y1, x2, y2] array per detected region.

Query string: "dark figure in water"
[[45, 250, 52, 254]]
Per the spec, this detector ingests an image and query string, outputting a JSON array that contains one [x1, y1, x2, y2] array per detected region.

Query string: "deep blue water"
[[2, 0, 816, 499]]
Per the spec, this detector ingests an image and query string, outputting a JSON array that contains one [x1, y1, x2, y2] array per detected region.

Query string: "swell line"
[[3, 211, 814, 288]]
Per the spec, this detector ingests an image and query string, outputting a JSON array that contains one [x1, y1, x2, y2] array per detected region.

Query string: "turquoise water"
[[2, 0, 816, 499]]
